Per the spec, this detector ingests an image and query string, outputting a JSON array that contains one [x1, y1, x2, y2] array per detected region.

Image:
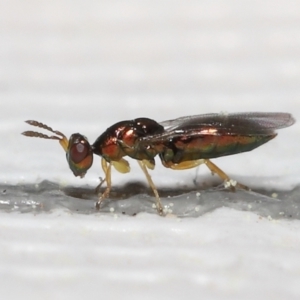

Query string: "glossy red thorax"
[[92, 118, 164, 162]]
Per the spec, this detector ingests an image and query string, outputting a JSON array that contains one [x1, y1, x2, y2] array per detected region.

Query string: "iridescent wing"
[[141, 112, 295, 143]]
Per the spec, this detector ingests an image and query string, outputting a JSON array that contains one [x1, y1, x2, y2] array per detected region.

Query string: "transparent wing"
[[141, 112, 295, 144]]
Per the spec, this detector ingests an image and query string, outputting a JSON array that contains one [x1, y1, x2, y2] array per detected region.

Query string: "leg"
[[204, 159, 249, 190], [137, 160, 164, 215], [96, 158, 112, 209], [95, 176, 106, 194], [162, 159, 205, 170], [162, 158, 249, 191]]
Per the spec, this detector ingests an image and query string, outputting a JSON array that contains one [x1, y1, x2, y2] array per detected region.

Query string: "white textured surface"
[[1, 210, 300, 300], [1, 0, 300, 299]]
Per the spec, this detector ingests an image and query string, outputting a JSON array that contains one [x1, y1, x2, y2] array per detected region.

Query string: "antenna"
[[22, 120, 69, 151]]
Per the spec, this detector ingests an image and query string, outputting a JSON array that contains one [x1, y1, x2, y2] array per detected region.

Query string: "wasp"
[[22, 112, 295, 215]]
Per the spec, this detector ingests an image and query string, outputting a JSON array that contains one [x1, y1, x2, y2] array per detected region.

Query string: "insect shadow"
[[1, 180, 299, 219]]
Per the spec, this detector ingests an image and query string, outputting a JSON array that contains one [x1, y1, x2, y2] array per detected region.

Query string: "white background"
[[1, 1, 300, 299]]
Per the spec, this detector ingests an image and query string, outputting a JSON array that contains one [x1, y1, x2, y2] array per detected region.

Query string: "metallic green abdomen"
[[159, 134, 276, 164]]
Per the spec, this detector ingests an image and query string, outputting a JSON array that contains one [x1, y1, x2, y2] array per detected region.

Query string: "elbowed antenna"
[[22, 120, 69, 152]]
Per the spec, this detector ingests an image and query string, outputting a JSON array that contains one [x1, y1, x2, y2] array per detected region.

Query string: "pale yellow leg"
[[165, 159, 205, 170], [163, 158, 249, 191], [204, 159, 249, 191], [96, 158, 112, 209], [95, 176, 106, 194], [138, 160, 164, 215]]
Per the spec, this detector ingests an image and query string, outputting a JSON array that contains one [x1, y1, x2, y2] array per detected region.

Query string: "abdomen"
[[159, 134, 276, 164]]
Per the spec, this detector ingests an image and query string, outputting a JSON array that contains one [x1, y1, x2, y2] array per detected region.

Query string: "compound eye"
[[67, 133, 93, 177], [69, 142, 89, 164]]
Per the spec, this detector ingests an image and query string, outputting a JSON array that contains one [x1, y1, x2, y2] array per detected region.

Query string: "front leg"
[[95, 176, 106, 195], [96, 158, 112, 209]]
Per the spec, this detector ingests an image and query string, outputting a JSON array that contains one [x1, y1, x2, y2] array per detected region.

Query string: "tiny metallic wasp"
[[22, 112, 295, 215]]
